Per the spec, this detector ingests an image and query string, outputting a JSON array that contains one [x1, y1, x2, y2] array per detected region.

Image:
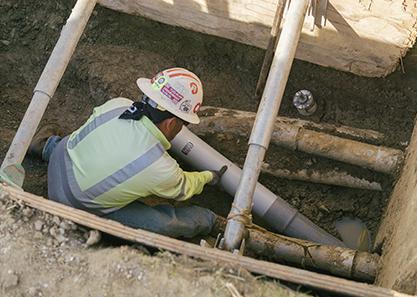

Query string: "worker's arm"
[[147, 152, 214, 201]]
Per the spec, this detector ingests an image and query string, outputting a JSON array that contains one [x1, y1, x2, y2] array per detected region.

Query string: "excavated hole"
[[2, 0, 417, 295]]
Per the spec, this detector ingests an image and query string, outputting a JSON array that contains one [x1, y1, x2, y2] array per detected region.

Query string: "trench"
[[1, 0, 417, 294]]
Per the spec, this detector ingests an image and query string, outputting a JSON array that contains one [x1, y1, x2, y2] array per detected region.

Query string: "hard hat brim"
[[136, 78, 200, 124]]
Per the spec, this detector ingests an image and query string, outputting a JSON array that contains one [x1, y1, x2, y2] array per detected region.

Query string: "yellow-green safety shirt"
[[64, 97, 213, 213]]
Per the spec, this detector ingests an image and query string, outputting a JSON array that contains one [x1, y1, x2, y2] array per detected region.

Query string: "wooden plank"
[[254, 0, 286, 101], [97, 0, 417, 77], [0, 184, 411, 297]]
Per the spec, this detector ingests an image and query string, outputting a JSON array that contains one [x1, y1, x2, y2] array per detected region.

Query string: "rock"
[[46, 238, 54, 247], [137, 272, 144, 281], [59, 220, 73, 231], [0, 191, 9, 200], [52, 216, 61, 226], [2, 270, 19, 289], [22, 207, 34, 218], [49, 226, 58, 237], [34, 220, 44, 231], [0, 40, 10, 46], [64, 255, 75, 263], [55, 234, 68, 243], [318, 204, 330, 213], [48, 225, 68, 243], [69, 221, 78, 231], [34, 232, 43, 239], [86, 230, 101, 246], [27, 287, 42, 297]]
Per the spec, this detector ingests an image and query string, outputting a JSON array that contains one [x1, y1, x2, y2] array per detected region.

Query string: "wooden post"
[[254, 0, 287, 101]]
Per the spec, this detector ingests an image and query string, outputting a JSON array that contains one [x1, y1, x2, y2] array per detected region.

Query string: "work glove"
[[208, 165, 228, 186]]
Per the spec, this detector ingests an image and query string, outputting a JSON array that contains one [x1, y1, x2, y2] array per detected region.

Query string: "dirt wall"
[[375, 118, 417, 294]]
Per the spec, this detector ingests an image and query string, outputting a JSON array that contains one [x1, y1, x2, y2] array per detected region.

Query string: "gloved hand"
[[208, 165, 228, 186]]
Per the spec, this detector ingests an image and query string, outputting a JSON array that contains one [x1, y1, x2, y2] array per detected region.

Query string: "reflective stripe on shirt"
[[63, 102, 163, 213], [64, 138, 164, 214], [67, 107, 127, 149]]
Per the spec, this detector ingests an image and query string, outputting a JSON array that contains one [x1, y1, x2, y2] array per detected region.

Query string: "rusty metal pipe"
[[295, 129, 403, 175], [193, 107, 402, 175], [245, 227, 379, 282]]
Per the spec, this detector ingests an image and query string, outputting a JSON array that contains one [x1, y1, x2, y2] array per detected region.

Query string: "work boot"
[[211, 215, 227, 236], [28, 123, 63, 160]]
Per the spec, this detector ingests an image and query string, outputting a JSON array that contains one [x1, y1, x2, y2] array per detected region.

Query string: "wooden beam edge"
[[0, 184, 411, 297]]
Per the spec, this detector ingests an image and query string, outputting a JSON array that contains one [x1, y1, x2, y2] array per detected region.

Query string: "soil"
[[1, 0, 417, 295], [0, 198, 307, 297]]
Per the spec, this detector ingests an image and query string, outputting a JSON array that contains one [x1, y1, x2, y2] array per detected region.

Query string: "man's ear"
[[165, 117, 177, 128]]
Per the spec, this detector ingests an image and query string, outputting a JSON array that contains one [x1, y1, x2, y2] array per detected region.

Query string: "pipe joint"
[[33, 89, 53, 99]]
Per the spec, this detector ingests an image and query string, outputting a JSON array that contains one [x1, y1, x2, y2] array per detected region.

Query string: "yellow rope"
[[227, 203, 253, 227]]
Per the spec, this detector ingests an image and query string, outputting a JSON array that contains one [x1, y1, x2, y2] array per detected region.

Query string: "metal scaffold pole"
[[223, 0, 311, 251], [0, 0, 97, 187]]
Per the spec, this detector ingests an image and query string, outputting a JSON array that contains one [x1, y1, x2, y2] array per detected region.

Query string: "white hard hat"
[[136, 68, 203, 124]]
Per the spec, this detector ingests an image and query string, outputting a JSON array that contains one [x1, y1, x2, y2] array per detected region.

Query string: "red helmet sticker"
[[190, 82, 198, 94], [193, 102, 201, 113], [151, 72, 164, 83]]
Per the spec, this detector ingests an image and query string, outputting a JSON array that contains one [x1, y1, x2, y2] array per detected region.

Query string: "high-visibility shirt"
[[63, 97, 213, 214]]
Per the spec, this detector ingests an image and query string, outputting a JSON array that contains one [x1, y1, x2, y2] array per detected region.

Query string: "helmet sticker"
[[152, 74, 169, 90], [193, 102, 201, 113], [190, 82, 198, 94], [179, 100, 192, 113], [161, 83, 184, 104]]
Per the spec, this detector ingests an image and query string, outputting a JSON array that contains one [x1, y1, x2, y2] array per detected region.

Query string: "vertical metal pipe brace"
[[223, 0, 310, 251], [1, 0, 97, 171]]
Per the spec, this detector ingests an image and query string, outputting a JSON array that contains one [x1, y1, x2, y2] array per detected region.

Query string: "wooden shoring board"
[[0, 184, 411, 297], [97, 0, 417, 77]]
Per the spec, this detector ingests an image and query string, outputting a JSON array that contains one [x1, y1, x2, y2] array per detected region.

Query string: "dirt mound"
[[0, 198, 305, 297]]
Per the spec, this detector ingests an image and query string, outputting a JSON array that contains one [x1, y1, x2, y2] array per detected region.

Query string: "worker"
[[29, 67, 227, 238]]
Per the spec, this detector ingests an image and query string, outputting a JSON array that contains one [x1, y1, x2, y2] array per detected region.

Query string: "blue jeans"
[[43, 135, 62, 162], [103, 202, 216, 238], [46, 136, 216, 238]]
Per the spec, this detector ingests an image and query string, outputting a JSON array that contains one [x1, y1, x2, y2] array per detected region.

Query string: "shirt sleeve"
[[147, 152, 214, 201]]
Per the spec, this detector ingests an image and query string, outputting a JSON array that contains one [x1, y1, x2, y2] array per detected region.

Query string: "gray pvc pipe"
[[171, 127, 345, 247]]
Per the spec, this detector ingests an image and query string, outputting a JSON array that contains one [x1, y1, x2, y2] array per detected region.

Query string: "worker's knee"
[[189, 205, 216, 226], [162, 206, 216, 238]]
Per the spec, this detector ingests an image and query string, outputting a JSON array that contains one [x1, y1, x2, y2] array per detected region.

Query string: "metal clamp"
[[201, 233, 246, 256]]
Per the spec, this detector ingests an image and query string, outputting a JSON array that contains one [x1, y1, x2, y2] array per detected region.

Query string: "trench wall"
[[98, 0, 417, 77], [375, 117, 417, 294]]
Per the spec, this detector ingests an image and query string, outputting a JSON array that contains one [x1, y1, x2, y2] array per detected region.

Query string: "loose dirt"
[[0, 198, 305, 297], [1, 0, 417, 295]]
